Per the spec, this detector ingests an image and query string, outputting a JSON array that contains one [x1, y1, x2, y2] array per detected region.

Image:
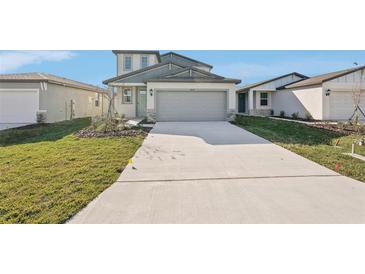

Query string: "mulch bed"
[[309, 123, 365, 135], [75, 127, 150, 138]]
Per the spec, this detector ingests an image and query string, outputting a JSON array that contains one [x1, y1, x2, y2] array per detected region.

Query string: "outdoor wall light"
[[149, 89, 153, 96], [325, 89, 331, 96]]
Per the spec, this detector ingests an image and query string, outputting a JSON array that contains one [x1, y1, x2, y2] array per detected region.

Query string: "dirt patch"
[[309, 123, 365, 135], [75, 127, 150, 138]]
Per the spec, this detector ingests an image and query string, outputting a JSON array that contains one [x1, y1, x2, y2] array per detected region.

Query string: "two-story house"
[[103, 50, 241, 122]]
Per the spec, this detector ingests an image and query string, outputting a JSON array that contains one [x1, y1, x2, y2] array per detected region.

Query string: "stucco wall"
[[272, 86, 323, 119], [40, 83, 105, 123], [113, 86, 137, 118]]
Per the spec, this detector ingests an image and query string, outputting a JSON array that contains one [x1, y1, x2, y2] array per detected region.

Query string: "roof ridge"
[[237, 72, 308, 92], [284, 65, 365, 89], [37, 73, 49, 80], [160, 51, 213, 68]]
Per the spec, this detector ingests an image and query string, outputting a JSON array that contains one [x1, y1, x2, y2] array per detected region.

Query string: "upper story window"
[[260, 92, 268, 106], [141, 55, 149, 68], [123, 55, 132, 71]]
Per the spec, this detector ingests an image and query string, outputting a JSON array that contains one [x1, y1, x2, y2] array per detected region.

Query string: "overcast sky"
[[1, 50, 364, 87]]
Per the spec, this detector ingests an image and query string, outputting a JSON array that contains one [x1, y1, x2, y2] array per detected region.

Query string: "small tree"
[[349, 67, 365, 154], [349, 67, 365, 122]]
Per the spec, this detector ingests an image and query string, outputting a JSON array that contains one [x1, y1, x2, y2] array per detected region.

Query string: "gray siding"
[[161, 54, 211, 70]]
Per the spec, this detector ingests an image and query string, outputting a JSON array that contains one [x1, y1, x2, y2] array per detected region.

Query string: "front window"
[[123, 55, 132, 71], [141, 55, 149, 68], [122, 88, 132, 104], [260, 92, 268, 106]]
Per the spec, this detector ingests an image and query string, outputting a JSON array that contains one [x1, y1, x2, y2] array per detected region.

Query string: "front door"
[[238, 93, 246, 113], [136, 88, 147, 117]]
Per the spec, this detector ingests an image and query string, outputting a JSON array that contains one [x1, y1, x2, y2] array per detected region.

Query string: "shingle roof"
[[0, 72, 107, 93], [237, 72, 308, 92], [147, 78, 240, 84], [284, 66, 365, 89], [103, 61, 184, 84], [153, 66, 241, 84], [160, 52, 213, 69]]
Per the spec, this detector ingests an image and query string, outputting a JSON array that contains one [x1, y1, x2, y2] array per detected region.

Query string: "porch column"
[[248, 89, 254, 115]]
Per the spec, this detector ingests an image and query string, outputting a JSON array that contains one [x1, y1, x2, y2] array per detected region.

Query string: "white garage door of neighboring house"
[[156, 90, 227, 121], [329, 91, 365, 120], [0, 89, 39, 126]]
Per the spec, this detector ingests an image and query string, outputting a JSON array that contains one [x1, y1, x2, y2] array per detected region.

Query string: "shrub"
[[305, 111, 313, 121], [235, 115, 246, 125], [291, 112, 299, 120], [279, 111, 285, 118], [36, 111, 46, 123], [90, 115, 128, 132]]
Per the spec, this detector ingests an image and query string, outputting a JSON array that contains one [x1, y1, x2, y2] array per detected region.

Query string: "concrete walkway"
[[69, 122, 365, 224]]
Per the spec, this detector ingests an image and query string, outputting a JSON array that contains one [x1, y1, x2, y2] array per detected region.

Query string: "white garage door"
[[0, 89, 39, 126], [329, 91, 365, 120], [156, 90, 227, 121]]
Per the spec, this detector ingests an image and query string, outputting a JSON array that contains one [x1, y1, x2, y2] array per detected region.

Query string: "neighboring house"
[[103, 51, 241, 122], [0, 73, 107, 130], [236, 72, 308, 116], [237, 66, 365, 121], [275, 66, 365, 120]]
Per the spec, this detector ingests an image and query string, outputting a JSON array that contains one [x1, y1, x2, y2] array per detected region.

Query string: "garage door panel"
[[0, 90, 39, 124], [156, 91, 226, 121], [329, 91, 365, 120]]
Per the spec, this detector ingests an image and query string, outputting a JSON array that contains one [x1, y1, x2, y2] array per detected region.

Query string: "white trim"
[[0, 88, 39, 92], [109, 83, 146, 87], [259, 91, 269, 106], [123, 55, 133, 71], [122, 87, 133, 104], [140, 55, 149, 69]]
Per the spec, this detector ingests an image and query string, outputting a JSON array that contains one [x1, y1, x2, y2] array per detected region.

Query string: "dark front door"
[[238, 93, 246, 113]]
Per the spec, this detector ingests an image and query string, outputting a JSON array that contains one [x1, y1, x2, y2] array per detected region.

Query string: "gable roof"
[[112, 50, 161, 62], [284, 66, 365, 89], [148, 66, 241, 84], [160, 52, 213, 69], [0, 72, 107, 93], [103, 61, 185, 84], [147, 78, 241, 84], [163, 67, 225, 79], [237, 72, 308, 92]]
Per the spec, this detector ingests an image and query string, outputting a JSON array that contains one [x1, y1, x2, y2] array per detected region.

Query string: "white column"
[[248, 89, 254, 114]]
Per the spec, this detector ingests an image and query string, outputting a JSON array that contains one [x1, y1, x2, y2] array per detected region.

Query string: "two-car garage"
[[155, 90, 227, 122]]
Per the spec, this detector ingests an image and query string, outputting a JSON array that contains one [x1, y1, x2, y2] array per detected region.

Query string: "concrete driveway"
[[69, 122, 365, 224]]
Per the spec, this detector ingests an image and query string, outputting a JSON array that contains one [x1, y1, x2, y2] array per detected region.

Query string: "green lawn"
[[0, 118, 144, 223], [234, 116, 365, 182]]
